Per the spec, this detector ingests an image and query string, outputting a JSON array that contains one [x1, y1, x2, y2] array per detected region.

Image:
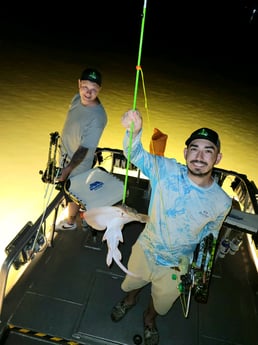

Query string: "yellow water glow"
[[0, 46, 257, 271]]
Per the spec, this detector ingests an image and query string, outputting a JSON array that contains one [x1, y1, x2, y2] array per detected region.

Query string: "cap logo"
[[89, 72, 97, 81], [198, 128, 209, 137], [185, 127, 220, 150]]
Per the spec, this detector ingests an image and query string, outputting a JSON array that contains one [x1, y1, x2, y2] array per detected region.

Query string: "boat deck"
[[0, 174, 258, 345]]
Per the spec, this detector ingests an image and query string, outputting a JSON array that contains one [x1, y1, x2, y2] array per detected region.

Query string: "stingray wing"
[[83, 206, 121, 230], [83, 205, 146, 278]]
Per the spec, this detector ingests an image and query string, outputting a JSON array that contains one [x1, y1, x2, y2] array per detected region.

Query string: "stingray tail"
[[113, 256, 139, 278]]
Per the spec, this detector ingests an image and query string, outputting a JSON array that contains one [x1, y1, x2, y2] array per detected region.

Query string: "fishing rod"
[[122, 0, 147, 204]]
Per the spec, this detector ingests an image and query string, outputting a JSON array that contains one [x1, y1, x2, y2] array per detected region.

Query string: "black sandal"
[[111, 299, 135, 322], [144, 323, 159, 345]]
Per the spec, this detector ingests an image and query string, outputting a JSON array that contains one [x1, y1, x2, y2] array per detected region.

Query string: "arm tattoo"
[[69, 146, 88, 169]]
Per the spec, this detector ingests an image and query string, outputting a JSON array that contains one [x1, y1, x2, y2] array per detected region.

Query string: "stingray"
[[83, 204, 149, 277]]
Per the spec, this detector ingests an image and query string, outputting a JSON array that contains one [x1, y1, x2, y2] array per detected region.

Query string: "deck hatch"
[[8, 291, 82, 340], [72, 270, 145, 344]]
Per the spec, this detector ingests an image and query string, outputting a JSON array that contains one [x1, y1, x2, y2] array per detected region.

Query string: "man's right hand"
[[121, 109, 142, 136]]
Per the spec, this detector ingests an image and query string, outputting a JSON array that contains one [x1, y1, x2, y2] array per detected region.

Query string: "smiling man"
[[184, 127, 222, 186], [56, 68, 107, 231], [110, 111, 232, 345]]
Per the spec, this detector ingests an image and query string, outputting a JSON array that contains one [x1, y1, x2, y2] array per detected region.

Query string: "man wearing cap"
[[56, 68, 107, 230], [110, 110, 232, 345]]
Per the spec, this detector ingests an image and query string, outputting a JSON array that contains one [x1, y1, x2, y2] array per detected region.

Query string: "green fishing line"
[[122, 0, 147, 204]]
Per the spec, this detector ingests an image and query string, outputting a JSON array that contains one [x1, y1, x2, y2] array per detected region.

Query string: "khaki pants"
[[121, 241, 181, 315]]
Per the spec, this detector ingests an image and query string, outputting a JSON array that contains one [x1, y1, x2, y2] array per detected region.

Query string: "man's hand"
[[121, 109, 142, 136], [56, 146, 88, 183], [55, 165, 72, 182]]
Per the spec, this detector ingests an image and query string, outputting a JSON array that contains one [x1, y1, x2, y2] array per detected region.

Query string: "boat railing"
[[212, 167, 258, 253], [213, 167, 258, 214], [0, 190, 64, 321], [95, 147, 140, 173]]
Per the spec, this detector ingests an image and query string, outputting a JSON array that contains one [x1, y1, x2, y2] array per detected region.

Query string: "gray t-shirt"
[[60, 93, 107, 177]]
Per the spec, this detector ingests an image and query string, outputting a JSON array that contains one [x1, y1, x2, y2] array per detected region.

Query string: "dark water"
[[0, 3, 258, 261]]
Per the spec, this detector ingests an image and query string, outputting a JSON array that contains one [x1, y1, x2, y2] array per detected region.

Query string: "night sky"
[[1, 1, 257, 78]]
